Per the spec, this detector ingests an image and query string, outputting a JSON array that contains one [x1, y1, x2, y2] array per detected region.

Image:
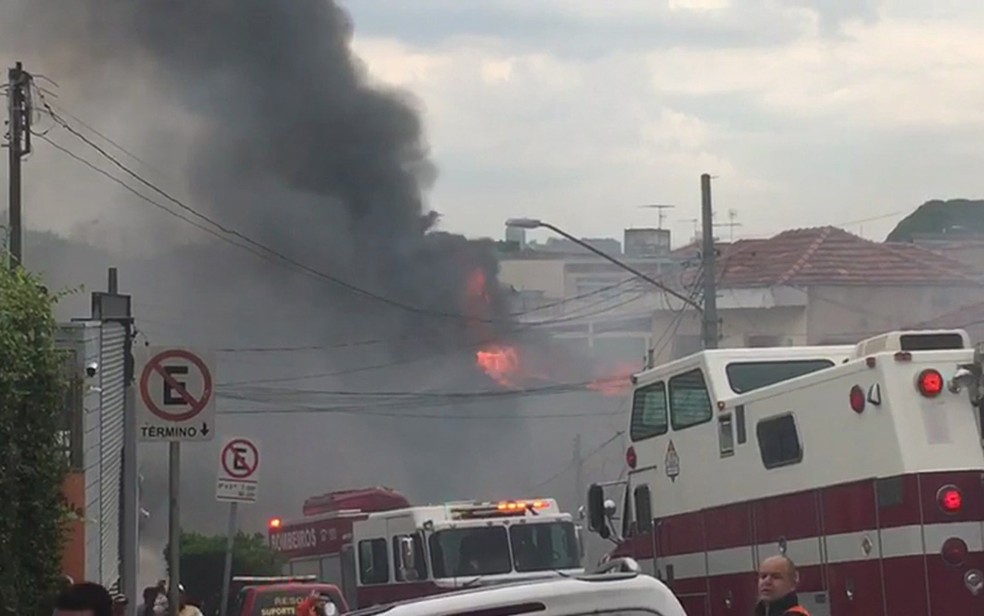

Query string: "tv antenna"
[[639, 204, 675, 229], [712, 209, 741, 241]]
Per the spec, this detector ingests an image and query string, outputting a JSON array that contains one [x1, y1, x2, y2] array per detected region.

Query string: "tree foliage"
[[0, 266, 69, 615], [886, 198, 984, 242], [165, 530, 283, 616]]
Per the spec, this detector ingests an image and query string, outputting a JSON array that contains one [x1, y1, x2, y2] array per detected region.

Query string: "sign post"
[[216, 437, 261, 616], [136, 347, 216, 616]]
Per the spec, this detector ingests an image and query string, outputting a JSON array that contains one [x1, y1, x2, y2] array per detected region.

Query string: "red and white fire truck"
[[586, 329, 984, 616], [268, 487, 584, 610]]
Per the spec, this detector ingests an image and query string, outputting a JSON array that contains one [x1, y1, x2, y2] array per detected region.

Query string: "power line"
[[529, 429, 625, 489], [35, 97, 512, 324]]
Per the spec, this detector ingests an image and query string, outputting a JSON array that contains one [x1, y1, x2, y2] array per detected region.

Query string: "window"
[[630, 381, 668, 441], [358, 538, 389, 585], [633, 485, 652, 534], [719, 414, 734, 457], [392, 533, 428, 582], [756, 414, 803, 469], [900, 333, 965, 351], [428, 527, 511, 577], [726, 360, 834, 394], [509, 522, 580, 572], [669, 369, 712, 430]]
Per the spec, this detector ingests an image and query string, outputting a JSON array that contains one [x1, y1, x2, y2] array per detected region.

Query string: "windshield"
[[429, 526, 511, 577], [509, 522, 580, 572], [428, 522, 580, 578]]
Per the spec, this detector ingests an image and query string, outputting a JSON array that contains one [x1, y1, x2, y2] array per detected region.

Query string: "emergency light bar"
[[451, 499, 554, 520], [232, 575, 318, 584]]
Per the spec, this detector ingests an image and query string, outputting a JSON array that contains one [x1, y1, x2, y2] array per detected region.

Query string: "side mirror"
[[587, 484, 610, 538], [398, 536, 418, 581]]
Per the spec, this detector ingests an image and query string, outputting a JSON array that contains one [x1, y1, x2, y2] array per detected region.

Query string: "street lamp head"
[[505, 217, 543, 230]]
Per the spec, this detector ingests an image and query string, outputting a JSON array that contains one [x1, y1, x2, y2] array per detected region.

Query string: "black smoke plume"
[[2, 0, 622, 586]]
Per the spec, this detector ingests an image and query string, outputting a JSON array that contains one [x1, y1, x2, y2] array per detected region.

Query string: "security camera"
[[85, 361, 99, 378]]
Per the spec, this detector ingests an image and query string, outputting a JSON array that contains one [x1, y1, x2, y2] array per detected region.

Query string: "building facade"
[[56, 320, 127, 589]]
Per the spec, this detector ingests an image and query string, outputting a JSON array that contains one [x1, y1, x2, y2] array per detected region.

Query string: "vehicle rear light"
[[626, 446, 637, 469], [937, 485, 963, 514], [268, 517, 282, 529], [849, 386, 865, 413], [942, 537, 969, 567], [917, 369, 944, 397]]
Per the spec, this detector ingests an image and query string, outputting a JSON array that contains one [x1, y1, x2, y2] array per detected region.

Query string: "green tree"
[[165, 531, 284, 616], [0, 266, 69, 615], [886, 198, 984, 242]]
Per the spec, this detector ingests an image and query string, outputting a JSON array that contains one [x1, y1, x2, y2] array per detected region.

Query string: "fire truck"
[[585, 329, 984, 616], [268, 487, 584, 609]]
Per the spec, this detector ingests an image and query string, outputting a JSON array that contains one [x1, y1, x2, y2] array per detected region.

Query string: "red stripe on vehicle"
[[627, 471, 984, 557]]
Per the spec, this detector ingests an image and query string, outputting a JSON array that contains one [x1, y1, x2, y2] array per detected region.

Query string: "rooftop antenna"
[[639, 204, 675, 229], [712, 209, 741, 241]]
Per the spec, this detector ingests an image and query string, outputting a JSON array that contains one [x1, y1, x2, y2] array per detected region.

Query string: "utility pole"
[[6, 61, 32, 268], [573, 434, 583, 513], [700, 174, 719, 349]]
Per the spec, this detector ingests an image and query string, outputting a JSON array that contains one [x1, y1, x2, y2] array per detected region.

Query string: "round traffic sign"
[[221, 438, 259, 480], [139, 349, 213, 422]]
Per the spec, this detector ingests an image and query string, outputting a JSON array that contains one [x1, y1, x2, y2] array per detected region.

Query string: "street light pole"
[[505, 218, 701, 311]]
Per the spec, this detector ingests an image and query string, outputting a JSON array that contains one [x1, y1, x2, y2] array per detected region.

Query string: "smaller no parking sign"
[[216, 437, 260, 504]]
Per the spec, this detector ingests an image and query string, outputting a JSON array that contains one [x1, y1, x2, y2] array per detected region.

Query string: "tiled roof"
[[707, 226, 980, 288]]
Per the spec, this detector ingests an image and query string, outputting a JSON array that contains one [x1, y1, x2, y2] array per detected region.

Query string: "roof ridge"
[[876, 241, 984, 287], [775, 226, 834, 286]]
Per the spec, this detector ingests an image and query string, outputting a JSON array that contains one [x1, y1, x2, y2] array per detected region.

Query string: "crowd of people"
[[51, 580, 203, 616]]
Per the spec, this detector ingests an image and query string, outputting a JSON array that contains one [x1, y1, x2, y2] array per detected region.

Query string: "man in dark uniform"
[[754, 555, 810, 616]]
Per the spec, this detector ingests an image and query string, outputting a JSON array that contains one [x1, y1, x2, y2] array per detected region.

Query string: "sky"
[[334, 0, 984, 246]]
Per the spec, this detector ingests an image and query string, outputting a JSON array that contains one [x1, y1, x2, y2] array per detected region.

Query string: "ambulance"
[[268, 488, 584, 610], [586, 329, 984, 616]]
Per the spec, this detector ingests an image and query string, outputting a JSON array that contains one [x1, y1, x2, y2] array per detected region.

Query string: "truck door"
[[340, 544, 357, 609]]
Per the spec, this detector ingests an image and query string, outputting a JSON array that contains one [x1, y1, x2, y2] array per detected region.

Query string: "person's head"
[[54, 582, 115, 616], [757, 554, 798, 602]]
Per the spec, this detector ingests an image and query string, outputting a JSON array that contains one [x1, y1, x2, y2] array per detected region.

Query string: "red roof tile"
[[706, 226, 979, 288]]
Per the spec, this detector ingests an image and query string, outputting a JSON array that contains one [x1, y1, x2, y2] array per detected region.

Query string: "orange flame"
[[476, 344, 520, 387], [588, 361, 637, 397]]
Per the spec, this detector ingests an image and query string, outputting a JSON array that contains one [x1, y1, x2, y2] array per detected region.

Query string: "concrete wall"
[[55, 321, 126, 589], [498, 259, 567, 299], [805, 285, 981, 344]]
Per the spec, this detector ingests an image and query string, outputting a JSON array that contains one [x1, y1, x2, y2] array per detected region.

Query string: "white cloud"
[[349, 5, 984, 243], [669, 0, 731, 11]]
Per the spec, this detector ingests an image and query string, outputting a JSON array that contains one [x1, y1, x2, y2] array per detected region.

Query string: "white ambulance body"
[[588, 329, 984, 616]]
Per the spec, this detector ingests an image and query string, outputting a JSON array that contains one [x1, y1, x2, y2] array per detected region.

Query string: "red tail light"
[[937, 485, 963, 514], [626, 446, 637, 469], [917, 369, 944, 397], [268, 517, 282, 529], [849, 386, 865, 413], [942, 537, 969, 567]]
